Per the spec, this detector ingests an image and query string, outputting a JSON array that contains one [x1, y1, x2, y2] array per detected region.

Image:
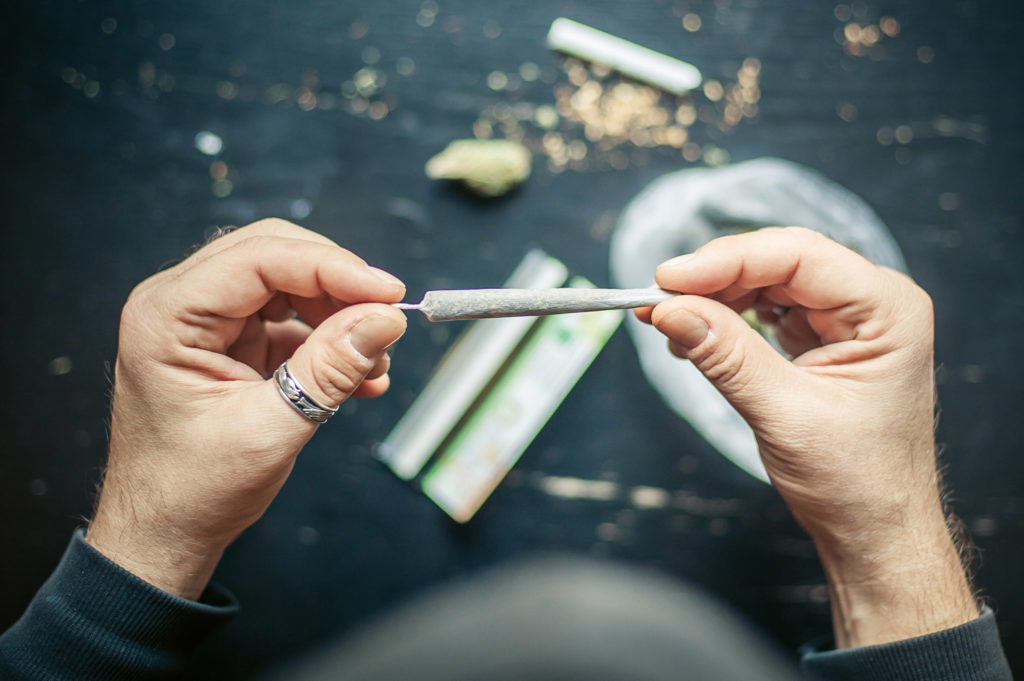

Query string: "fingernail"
[[657, 309, 709, 349], [349, 315, 405, 358], [369, 267, 404, 288], [658, 253, 696, 270]]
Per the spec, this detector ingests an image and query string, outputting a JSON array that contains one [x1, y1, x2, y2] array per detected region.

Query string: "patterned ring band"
[[273, 361, 338, 424]]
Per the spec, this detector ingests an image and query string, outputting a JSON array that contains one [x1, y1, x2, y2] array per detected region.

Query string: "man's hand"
[[637, 227, 978, 648], [87, 219, 408, 600]]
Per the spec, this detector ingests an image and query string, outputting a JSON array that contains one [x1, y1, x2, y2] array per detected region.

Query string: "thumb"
[[651, 296, 797, 422], [265, 303, 407, 430]]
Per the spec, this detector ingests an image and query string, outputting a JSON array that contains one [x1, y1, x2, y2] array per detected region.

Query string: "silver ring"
[[273, 361, 337, 424]]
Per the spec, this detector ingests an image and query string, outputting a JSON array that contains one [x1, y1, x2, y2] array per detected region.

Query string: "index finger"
[[653, 227, 881, 312], [166, 235, 405, 321], [182, 218, 341, 267]]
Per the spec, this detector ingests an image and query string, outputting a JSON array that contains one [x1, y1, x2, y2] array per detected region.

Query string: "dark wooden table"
[[2, 0, 1021, 677]]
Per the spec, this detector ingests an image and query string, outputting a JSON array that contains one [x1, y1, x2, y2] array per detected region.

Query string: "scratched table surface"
[[1, 0, 1022, 677]]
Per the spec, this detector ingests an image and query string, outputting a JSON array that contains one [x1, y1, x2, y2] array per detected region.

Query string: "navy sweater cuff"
[[800, 608, 1013, 681], [0, 528, 238, 680]]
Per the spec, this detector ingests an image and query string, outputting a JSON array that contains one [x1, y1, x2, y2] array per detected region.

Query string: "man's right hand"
[[637, 227, 978, 648], [88, 219, 408, 601]]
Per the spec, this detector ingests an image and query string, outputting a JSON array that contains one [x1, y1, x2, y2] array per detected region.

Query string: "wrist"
[[813, 506, 978, 649], [87, 504, 227, 601]]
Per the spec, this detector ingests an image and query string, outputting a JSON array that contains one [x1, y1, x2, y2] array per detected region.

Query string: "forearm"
[[800, 495, 1016, 679], [87, 494, 227, 601], [812, 501, 978, 649]]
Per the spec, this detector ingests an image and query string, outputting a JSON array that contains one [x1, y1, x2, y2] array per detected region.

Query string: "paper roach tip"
[[546, 18, 702, 95]]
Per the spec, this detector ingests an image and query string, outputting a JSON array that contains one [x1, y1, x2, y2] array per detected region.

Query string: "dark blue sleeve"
[[801, 609, 1013, 681], [0, 529, 238, 680]]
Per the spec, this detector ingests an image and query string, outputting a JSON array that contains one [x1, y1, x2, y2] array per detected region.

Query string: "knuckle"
[[905, 275, 933, 306], [779, 225, 825, 246], [910, 283, 934, 322], [237, 234, 273, 253], [367, 353, 391, 379], [247, 217, 298, 236], [234, 234, 298, 263], [667, 339, 689, 359], [886, 269, 934, 324], [122, 282, 149, 312], [692, 337, 752, 392], [117, 286, 168, 365], [120, 282, 157, 330], [311, 348, 374, 404]]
